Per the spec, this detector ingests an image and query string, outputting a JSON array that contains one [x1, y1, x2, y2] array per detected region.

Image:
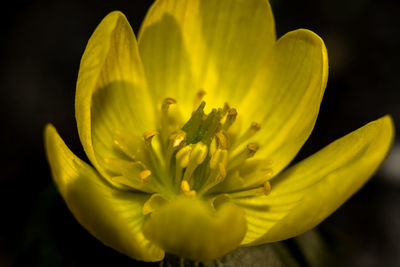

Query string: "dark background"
[[1, 0, 399, 266]]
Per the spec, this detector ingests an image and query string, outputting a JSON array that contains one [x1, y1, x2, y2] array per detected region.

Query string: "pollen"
[[138, 170, 152, 181], [110, 97, 272, 199]]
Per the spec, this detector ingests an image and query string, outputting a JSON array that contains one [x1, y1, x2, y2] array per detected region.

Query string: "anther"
[[175, 145, 193, 188], [222, 108, 237, 131], [190, 142, 208, 165], [111, 162, 157, 193], [193, 89, 206, 109], [198, 149, 228, 195], [162, 97, 177, 112], [169, 131, 186, 148], [176, 145, 193, 168], [182, 142, 208, 183], [218, 163, 227, 178], [228, 143, 259, 171], [181, 180, 196, 197], [197, 89, 206, 99], [232, 122, 262, 149], [250, 122, 261, 132], [215, 132, 229, 149], [263, 181, 272, 196], [143, 130, 159, 144], [222, 102, 230, 115], [181, 180, 190, 192], [246, 143, 259, 157], [261, 168, 274, 179], [112, 129, 146, 161], [226, 181, 272, 198], [138, 170, 152, 181], [210, 149, 228, 169]]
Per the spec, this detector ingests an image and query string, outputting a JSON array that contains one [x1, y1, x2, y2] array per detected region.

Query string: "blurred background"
[[1, 0, 399, 266]]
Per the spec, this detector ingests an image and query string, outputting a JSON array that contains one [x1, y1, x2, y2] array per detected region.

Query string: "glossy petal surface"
[[139, 0, 275, 115], [233, 116, 394, 245], [76, 11, 155, 177], [143, 196, 247, 261], [45, 124, 164, 261], [44, 0, 395, 262], [237, 29, 328, 177]]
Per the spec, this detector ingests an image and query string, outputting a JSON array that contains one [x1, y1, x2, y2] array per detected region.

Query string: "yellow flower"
[[44, 0, 394, 262]]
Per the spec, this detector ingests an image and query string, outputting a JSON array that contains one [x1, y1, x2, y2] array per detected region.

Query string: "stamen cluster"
[[105, 96, 272, 205]]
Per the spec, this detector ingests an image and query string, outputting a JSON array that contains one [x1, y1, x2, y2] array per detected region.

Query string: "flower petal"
[[142, 196, 247, 261], [235, 29, 329, 179], [76, 11, 155, 178], [138, 0, 276, 115], [44, 124, 164, 261], [232, 116, 394, 245]]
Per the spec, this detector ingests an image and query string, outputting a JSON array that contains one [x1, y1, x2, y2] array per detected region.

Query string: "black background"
[[1, 0, 399, 266]]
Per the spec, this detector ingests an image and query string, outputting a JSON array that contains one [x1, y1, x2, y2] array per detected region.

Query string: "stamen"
[[181, 179, 190, 192], [112, 129, 147, 161], [161, 97, 177, 112], [247, 143, 259, 157], [218, 163, 227, 178], [226, 183, 271, 198], [128, 99, 270, 198], [169, 131, 186, 148], [197, 89, 206, 99], [215, 132, 229, 149], [222, 103, 230, 115], [142, 130, 165, 182], [164, 131, 187, 176], [160, 98, 182, 146], [228, 143, 259, 171], [111, 162, 157, 193], [175, 145, 193, 187], [198, 149, 228, 195], [209, 137, 217, 156], [222, 108, 237, 131], [232, 122, 261, 149], [176, 145, 193, 168], [182, 142, 208, 183], [193, 89, 207, 109], [138, 170, 152, 181], [181, 180, 196, 197], [209, 149, 228, 169], [190, 142, 209, 165], [143, 130, 159, 145], [263, 181, 272, 196], [250, 122, 261, 132]]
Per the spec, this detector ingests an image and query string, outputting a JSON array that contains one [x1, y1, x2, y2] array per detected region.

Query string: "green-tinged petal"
[[44, 124, 164, 262], [143, 196, 247, 261], [235, 29, 329, 180], [76, 11, 155, 178], [232, 116, 394, 245], [138, 0, 276, 115]]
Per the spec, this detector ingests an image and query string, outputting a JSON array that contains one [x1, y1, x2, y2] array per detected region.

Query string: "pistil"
[[109, 98, 272, 199]]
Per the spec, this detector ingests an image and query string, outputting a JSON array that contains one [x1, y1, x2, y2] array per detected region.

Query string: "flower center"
[[104, 95, 272, 202]]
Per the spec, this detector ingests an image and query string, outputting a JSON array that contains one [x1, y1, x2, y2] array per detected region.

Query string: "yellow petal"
[[138, 0, 276, 115], [75, 11, 155, 178], [142, 196, 247, 261], [232, 116, 394, 245], [235, 29, 329, 179], [44, 124, 164, 261]]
